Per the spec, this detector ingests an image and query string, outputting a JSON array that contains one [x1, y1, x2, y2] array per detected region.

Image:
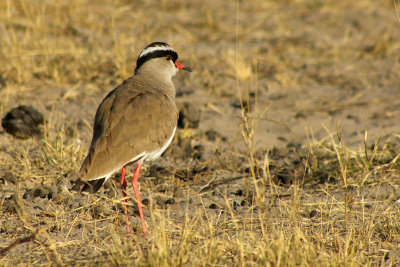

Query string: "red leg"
[[131, 161, 148, 239], [120, 166, 131, 236]]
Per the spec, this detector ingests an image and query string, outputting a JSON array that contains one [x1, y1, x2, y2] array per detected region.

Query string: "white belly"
[[143, 127, 176, 161]]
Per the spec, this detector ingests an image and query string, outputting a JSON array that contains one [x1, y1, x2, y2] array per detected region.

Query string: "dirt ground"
[[1, 0, 400, 266]]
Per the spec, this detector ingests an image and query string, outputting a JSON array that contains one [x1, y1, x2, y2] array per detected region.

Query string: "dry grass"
[[1, 0, 400, 266]]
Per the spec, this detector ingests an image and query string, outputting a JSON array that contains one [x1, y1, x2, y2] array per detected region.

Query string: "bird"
[[77, 42, 191, 238]]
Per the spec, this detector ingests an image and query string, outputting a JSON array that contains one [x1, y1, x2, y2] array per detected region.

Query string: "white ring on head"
[[139, 46, 176, 59]]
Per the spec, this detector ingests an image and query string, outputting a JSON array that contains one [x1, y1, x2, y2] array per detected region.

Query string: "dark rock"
[[33, 186, 53, 199], [209, 203, 218, 209], [165, 198, 175, 205], [231, 99, 251, 113], [384, 251, 390, 262], [177, 102, 200, 128], [23, 189, 35, 201], [295, 112, 306, 119], [193, 144, 204, 160], [232, 201, 239, 210], [241, 192, 255, 206], [234, 189, 244, 196], [155, 197, 176, 208], [309, 209, 319, 218], [2, 105, 45, 139], [3, 197, 16, 213], [205, 130, 218, 141], [275, 168, 293, 185]]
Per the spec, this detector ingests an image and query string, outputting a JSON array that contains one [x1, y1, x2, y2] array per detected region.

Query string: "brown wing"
[[79, 77, 178, 181]]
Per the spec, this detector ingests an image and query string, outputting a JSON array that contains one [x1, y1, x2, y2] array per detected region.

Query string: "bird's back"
[[79, 75, 178, 182]]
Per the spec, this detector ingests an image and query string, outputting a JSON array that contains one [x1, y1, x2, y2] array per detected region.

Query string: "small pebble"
[[23, 190, 35, 201], [3, 197, 16, 213], [309, 209, 319, 218], [205, 130, 218, 141], [232, 201, 239, 210], [234, 189, 243, 196], [33, 186, 53, 199], [165, 198, 175, 205], [209, 203, 218, 209]]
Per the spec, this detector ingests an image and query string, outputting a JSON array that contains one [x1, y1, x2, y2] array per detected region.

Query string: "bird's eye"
[[166, 56, 172, 61]]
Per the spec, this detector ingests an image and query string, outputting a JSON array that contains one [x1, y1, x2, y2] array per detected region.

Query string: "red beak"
[[175, 61, 192, 72]]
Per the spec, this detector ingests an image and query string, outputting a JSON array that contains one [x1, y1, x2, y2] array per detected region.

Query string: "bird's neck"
[[135, 72, 176, 98]]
